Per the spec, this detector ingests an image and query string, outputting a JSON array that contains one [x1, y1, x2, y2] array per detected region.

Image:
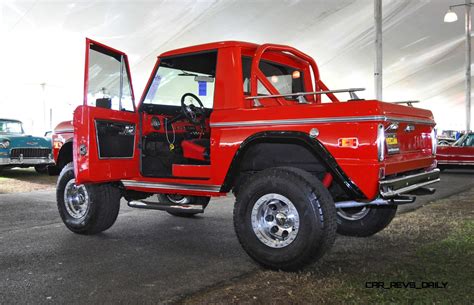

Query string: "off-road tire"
[[234, 167, 337, 271], [336, 205, 397, 237], [56, 162, 121, 235], [157, 194, 210, 217]]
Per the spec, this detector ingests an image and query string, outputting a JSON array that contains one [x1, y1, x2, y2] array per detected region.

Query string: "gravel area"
[[0, 168, 56, 194]]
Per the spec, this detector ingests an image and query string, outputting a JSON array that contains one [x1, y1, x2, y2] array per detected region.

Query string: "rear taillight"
[[431, 129, 437, 155], [377, 123, 385, 161]]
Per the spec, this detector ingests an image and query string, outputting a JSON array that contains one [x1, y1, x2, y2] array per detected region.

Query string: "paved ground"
[[0, 169, 473, 304], [399, 168, 474, 212]]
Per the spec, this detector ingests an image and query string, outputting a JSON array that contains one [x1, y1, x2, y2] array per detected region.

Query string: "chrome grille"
[[10, 148, 50, 158]]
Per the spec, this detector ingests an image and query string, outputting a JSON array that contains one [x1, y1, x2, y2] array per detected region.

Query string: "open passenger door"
[[74, 38, 139, 184]]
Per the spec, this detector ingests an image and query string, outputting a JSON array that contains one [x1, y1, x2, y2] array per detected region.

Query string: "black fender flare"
[[220, 131, 365, 199], [57, 139, 73, 168]]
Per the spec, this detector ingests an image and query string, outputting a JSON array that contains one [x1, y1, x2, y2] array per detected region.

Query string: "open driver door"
[[74, 38, 139, 184]]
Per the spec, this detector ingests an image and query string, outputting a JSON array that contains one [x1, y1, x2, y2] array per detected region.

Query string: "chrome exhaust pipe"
[[128, 200, 205, 214], [335, 199, 388, 209], [335, 195, 415, 209]]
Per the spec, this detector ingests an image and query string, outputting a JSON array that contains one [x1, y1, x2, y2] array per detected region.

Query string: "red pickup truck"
[[55, 39, 439, 270]]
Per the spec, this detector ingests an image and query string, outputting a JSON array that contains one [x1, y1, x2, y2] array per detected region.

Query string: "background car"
[[437, 135, 457, 146], [46, 120, 73, 175], [0, 118, 54, 173], [436, 132, 474, 170]]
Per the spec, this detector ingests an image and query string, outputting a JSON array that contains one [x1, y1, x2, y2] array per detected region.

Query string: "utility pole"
[[465, 0, 471, 131], [40, 82, 46, 133], [444, 1, 472, 131], [374, 0, 383, 100], [49, 108, 53, 131]]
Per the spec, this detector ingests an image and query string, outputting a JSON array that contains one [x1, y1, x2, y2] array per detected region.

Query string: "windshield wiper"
[[178, 70, 199, 77]]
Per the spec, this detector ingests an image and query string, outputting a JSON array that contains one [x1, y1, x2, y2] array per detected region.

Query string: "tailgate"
[[379, 103, 436, 174]]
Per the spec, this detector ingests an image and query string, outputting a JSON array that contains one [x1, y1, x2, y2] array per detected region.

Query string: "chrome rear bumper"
[[379, 168, 440, 198]]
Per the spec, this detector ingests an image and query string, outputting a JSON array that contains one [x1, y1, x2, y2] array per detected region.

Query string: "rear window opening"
[[241, 56, 304, 98]]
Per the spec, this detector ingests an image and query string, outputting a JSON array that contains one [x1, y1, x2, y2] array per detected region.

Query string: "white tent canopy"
[[0, 0, 470, 134]]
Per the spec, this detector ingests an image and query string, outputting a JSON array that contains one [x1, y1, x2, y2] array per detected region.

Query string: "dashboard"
[[141, 112, 209, 137]]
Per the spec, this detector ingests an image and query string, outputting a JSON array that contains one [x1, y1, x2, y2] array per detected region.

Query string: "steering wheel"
[[180, 93, 206, 126]]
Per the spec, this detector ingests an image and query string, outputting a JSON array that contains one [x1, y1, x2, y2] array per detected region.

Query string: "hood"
[[0, 134, 52, 148], [54, 120, 73, 134]]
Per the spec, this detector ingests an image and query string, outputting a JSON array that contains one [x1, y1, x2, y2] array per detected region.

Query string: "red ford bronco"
[[56, 39, 440, 271]]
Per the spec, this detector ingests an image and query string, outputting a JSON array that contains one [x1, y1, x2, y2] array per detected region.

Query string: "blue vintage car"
[[0, 118, 54, 173]]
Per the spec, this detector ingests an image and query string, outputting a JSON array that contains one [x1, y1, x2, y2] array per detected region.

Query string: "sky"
[[0, 0, 472, 134]]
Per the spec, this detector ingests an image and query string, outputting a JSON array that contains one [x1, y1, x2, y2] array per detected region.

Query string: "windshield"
[[453, 134, 467, 146], [0, 120, 23, 134], [454, 133, 474, 147], [143, 51, 217, 109]]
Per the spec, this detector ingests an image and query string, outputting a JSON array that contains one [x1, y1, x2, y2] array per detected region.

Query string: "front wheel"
[[234, 167, 337, 271], [56, 163, 121, 235], [336, 205, 397, 237]]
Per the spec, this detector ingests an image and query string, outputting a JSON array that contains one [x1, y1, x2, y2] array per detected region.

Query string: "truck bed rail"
[[246, 88, 365, 106]]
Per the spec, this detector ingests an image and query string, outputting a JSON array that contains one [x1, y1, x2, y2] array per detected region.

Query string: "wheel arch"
[[220, 131, 365, 199], [57, 140, 73, 171]]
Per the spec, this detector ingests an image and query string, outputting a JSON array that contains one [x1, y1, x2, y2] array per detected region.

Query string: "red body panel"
[[172, 164, 211, 178], [72, 40, 437, 201], [73, 106, 140, 182]]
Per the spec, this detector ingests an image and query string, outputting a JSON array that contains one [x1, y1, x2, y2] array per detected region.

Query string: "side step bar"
[[128, 200, 205, 214], [335, 195, 416, 209]]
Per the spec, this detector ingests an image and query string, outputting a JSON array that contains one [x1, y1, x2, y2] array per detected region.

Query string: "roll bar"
[[250, 44, 354, 105], [392, 101, 420, 107]]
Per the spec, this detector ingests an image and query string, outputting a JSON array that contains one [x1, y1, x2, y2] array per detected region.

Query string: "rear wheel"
[[336, 205, 397, 237], [157, 194, 210, 217], [56, 163, 121, 234], [234, 167, 337, 271]]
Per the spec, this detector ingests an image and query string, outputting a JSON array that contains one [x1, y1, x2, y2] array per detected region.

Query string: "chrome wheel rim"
[[337, 206, 370, 221], [166, 194, 190, 204], [251, 193, 300, 248], [64, 179, 90, 219]]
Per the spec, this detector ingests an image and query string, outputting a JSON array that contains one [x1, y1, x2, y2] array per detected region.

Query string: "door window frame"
[[84, 38, 136, 112]]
